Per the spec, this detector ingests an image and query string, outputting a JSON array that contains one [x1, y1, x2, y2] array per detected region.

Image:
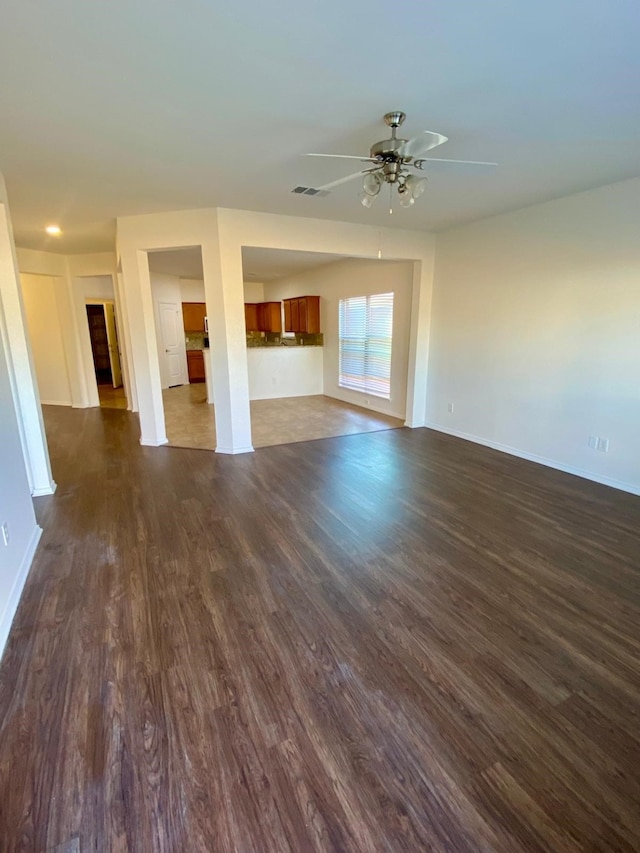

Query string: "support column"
[[119, 248, 167, 445], [202, 220, 253, 454]]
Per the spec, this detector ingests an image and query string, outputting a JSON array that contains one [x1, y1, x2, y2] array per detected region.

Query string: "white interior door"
[[103, 301, 122, 388], [159, 301, 185, 387]]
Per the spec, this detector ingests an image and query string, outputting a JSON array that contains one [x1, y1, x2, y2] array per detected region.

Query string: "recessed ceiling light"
[[45, 225, 62, 236]]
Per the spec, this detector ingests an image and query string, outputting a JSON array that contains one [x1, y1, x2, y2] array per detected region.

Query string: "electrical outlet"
[[1, 522, 9, 546], [588, 435, 598, 450], [597, 437, 610, 452], [448, 402, 454, 413]]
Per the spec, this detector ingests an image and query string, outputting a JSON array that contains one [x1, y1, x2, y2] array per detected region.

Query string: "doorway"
[[85, 302, 125, 409]]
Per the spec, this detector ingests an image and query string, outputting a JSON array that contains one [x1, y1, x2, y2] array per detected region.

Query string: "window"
[[339, 292, 394, 399]]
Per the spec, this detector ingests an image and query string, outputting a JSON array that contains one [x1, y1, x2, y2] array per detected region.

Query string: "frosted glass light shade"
[[405, 175, 427, 199], [360, 192, 374, 208], [362, 172, 382, 196]]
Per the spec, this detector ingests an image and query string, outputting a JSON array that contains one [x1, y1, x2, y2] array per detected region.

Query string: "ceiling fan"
[[306, 111, 497, 209]]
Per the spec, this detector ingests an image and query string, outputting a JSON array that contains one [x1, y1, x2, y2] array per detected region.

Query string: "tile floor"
[[161, 384, 404, 450]]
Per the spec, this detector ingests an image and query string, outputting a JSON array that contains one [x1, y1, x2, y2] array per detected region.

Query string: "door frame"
[[85, 299, 123, 390], [73, 274, 130, 410]]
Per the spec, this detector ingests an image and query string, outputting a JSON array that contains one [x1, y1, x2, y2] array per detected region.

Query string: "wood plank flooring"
[[0, 405, 639, 852]]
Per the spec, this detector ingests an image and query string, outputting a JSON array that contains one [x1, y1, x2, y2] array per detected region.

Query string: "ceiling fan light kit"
[[362, 171, 382, 196], [305, 110, 497, 212]]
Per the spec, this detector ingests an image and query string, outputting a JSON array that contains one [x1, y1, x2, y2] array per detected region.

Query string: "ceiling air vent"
[[292, 186, 329, 197]]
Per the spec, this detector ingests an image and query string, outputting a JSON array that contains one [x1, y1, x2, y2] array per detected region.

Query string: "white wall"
[[180, 278, 205, 302], [16, 249, 126, 411], [426, 177, 640, 495], [247, 347, 323, 400], [265, 258, 414, 419], [20, 273, 73, 406], [0, 296, 41, 658], [151, 273, 188, 389], [15, 248, 86, 409], [243, 281, 265, 303], [0, 181, 43, 659], [0, 192, 55, 496], [80, 275, 114, 301]]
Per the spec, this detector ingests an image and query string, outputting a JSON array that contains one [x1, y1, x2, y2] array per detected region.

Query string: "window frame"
[[338, 291, 394, 400]]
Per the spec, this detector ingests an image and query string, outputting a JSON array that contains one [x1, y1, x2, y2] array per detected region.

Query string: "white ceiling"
[[147, 245, 345, 280], [148, 248, 203, 279], [1, 1, 639, 254], [241, 248, 345, 281]]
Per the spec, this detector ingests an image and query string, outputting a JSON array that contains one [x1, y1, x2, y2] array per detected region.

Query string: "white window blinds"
[[338, 292, 394, 399]]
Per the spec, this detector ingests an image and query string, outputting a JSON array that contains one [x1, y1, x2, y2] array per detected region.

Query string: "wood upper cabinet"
[[182, 302, 206, 332], [257, 302, 282, 333], [283, 296, 320, 334], [245, 303, 259, 331], [290, 298, 299, 332], [245, 301, 282, 333]]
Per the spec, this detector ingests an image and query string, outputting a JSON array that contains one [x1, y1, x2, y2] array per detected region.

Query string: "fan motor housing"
[[369, 137, 407, 161]]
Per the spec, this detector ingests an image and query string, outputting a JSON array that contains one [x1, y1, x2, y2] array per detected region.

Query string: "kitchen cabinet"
[[283, 296, 320, 334], [186, 350, 205, 382], [182, 302, 206, 332], [290, 299, 299, 332], [245, 301, 282, 333], [245, 303, 259, 331], [257, 302, 282, 333]]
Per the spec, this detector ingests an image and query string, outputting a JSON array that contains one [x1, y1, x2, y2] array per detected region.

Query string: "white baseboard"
[[139, 437, 169, 447], [215, 444, 255, 455], [32, 480, 57, 497], [425, 422, 640, 497], [40, 400, 72, 407], [0, 524, 42, 661]]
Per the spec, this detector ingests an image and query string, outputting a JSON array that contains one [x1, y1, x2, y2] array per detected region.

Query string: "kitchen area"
[[149, 245, 405, 452], [182, 294, 324, 403]]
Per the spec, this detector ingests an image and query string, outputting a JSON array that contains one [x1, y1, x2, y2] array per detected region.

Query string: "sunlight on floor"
[[98, 385, 127, 410]]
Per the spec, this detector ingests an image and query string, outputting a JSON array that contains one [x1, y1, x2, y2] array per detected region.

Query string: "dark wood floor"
[[1, 407, 639, 852]]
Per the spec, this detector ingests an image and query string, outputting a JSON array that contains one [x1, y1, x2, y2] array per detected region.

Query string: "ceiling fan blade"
[[414, 157, 498, 168], [316, 170, 369, 191], [399, 131, 448, 159], [306, 153, 377, 162]]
